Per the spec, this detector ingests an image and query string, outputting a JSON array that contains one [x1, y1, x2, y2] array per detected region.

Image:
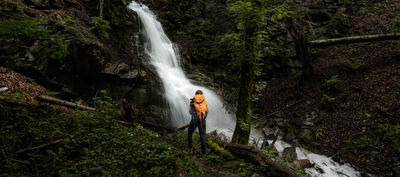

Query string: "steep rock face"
[[139, 0, 363, 79], [0, 0, 164, 117]]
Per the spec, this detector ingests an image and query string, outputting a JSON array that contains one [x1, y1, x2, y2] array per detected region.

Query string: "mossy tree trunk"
[[232, 59, 255, 144], [231, 8, 256, 144], [228, 0, 289, 144]]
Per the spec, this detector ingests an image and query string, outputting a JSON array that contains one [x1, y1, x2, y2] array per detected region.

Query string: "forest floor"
[[257, 1, 400, 176], [1, 66, 298, 177]]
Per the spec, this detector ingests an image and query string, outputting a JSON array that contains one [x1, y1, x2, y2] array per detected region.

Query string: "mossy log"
[[215, 140, 299, 177], [207, 139, 235, 159], [309, 33, 400, 46]]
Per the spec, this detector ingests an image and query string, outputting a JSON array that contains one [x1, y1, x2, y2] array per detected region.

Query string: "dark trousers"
[[188, 118, 206, 155]]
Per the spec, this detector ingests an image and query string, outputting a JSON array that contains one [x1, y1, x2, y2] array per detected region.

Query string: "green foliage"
[[349, 48, 360, 56], [0, 18, 69, 62], [336, 56, 364, 70], [321, 94, 335, 105], [358, 108, 372, 120], [326, 75, 340, 88], [63, 15, 77, 31], [395, 2, 400, 11], [377, 124, 400, 154], [315, 128, 324, 141], [90, 17, 111, 39], [357, 137, 372, 149], [0, 93, 175, 176], [180, 153, 204, 177]]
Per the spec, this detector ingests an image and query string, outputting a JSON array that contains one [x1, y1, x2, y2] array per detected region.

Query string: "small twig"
[[10, 158, 30, 164], [177, 124, 190, 131], [16, 139, 64, 154], [2, 149, 8, 162], [376, 106, 393, 117]]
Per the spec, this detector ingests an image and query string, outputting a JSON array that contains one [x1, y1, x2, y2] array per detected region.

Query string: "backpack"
[[191, 94, 208, 127]]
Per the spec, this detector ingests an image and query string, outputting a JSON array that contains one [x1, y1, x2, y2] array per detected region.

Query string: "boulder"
[[300, 129, 314, 142], [282, 147, 297, 162], [292, 159, 312, 169]]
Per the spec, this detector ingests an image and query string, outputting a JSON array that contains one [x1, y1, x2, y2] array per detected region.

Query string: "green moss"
[[207, 139, 233, 158]]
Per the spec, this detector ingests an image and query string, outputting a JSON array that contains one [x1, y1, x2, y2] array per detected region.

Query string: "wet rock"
[[300, 129, 314, 142], [282, 147, 297, 162], [284, 130, 297, 143], [262, 127, 276, 139], [309, 9, 332, 22], [289, 159, 312, 169]]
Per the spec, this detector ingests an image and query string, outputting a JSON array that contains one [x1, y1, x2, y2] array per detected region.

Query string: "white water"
[[128, 2, 236, 137], [251, 128, 361, 177], [128, 2, 362, 176]]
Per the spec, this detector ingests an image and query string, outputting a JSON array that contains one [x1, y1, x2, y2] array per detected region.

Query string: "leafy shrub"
[[0, 18, 69, 61], [326, 75, 340, 88], [336, 57, 364, 70], [90, 17, 111, 39], [377, 124, 400, 154], [321, 94, 335, 105], [0, 93, 175, 176]]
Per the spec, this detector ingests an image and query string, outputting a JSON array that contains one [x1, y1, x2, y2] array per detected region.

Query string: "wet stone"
[[282, 147, 297, 162]]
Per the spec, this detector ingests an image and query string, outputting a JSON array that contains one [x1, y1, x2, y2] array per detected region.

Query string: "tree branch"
[[37, 95, 96, 111], [309, 33, 400, 46], [16, 139, 64, 154]]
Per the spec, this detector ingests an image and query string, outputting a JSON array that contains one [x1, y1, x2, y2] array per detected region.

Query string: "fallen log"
[[215, 140, 299, 177], [309, 33, 400, 46], [16, 139, 64, 154], [37, 95, 96, 111]]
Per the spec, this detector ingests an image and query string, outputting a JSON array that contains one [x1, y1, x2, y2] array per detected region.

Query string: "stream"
[[129, 2, 362, 176]]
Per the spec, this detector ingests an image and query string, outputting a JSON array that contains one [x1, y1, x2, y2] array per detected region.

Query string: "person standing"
[[188, 90, 208, 157]]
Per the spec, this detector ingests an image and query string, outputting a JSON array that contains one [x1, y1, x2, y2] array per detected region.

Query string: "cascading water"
[[128, 2, 362, 176], [128, 2, 235, 136], [251, 128, 362, 177]]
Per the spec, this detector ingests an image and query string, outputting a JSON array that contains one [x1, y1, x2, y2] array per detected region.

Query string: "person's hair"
[[195, 90, 203, 95]]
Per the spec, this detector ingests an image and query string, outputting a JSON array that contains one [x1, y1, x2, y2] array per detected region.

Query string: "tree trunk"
[[309, 33, 400, 46], [285, 17, 313, 84], [98, 0, 104, 18], [232, 59, 254, 144]]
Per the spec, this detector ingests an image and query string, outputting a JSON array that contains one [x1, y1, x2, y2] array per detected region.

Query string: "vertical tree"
[[225, 0, 289, 144]]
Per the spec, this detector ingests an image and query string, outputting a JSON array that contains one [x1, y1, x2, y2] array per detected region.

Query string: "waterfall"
[[128, 2, 236, 137]]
